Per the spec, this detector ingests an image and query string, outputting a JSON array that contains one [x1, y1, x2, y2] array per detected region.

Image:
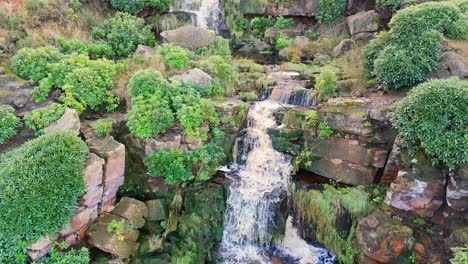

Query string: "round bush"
[[128, 68, 169, 97], [0, 105, 20, 144], [376, 0, 401, 11], [156, 44, 192, 71], [11, 47, 63, 82], [0, 131, 88, 262], [390, 78, 468, 170], [316, 0, 347, 24], [91, 12, 155, 57]]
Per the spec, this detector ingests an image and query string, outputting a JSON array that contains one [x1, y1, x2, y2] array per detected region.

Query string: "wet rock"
[[381, 139, 404, 185], [145, 199, 167, 221], [356, 209, 413, 263], [138, 235, 163, 255], [385, 168, 445, 217], [346, 10, 379, 36], [43, 108, 81, 136], [160, 26, 214, 50], [112, 197, 148, 228], [134, 45, 155, 60], [332, 39, 355, 57], [446, 164, 468, 211], [171, 68, 213, 86]]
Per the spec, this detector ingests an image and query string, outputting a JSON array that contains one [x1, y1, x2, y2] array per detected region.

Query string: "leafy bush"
[[206, 36, 232, 61], [31, 53, 120, 113], [316, 0, 347, 24], [57, 36, 115, 59], [274, 16, 294, 30], [364, 1, 467, 88], [92, 118, 115, 138], [11, 47, 63, 82], [23, 103, 66, 135], [91, 12, 155, 57], [313, 69, 336, 102], [177, 98, 219, 141], [110, 0, 172, 14], [0, 105, 20, 144], [376, 0, 401, 11], [319, 122, 333, 139], [144, 142, 225, 185], [450, 245, 468, 264], [235, 16, 250, 32], [250, 17, 274, 38], [128, 68, 169, 97], [156, 44, 192, 71], [239, 91, 258, 101], [389, 78, 468, 170], [127, 92, 175, 138], [0, 131, 88, 262], [37, 247, 90, 264], [305, 110, 318, 127], [275, 35, 295, 50], [197, 56, 235, 96]]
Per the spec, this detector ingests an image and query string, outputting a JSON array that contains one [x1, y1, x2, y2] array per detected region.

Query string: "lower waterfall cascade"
[[219, 101, 336, 264]]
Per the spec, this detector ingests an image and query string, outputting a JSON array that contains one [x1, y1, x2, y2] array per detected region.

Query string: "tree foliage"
[[0, 105, 20, 144]]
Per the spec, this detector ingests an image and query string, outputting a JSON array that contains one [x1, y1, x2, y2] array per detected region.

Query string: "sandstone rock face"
[[145, 200, 167, 221], [112, 197, 149, 228], [298, 97, 398, 185], [346, 10, 379, 36], [447, 165, 468, 211], [281, 0, 319, 17], [385, 170, 445, 217], [134, 45, 155, 60], [332, 39, 354, 58], [43, 108, 81, 136], [356, 210, 413, 263], [381, 139, 405, 185], [160, 26, 214, 50], [171, 68, 213, 86], [87, 212, 141, 258], [27, 235, 56, 261]]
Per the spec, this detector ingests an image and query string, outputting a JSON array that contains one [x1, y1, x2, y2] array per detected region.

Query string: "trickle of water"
[[170, 0, 220, 32], [220, 101, 335, 264]]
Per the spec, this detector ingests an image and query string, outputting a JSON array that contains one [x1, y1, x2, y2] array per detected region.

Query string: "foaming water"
[[219, 101, 335, 264], [170, 0, 220, 32]]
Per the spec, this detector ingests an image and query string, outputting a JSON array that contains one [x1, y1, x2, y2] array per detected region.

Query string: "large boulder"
[[346, 10, 379, 36], [160, 26, 215, 50], [281, 0, 319, 17], [447, 164, 468, 211], [171, 68, 213, 86], [356, 209, 413, 263], [111, 197, 148, 228], [385, 167, 445, 217], [43, 108, 81, 136]]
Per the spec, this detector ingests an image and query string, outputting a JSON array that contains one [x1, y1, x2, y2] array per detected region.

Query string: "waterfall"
[[165, 0, 221, 32], [219, 101, 336, 264]]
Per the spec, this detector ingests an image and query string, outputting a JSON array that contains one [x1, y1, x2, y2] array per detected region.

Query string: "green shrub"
[[0, 105, 20, 144], [197, 56, 235, 96], [274, 16, 294, 30], [156, 44, 192, 71], [250, 17, 274, 38], [374, 30, 443, 89], [318, 122, 333, 139], [37, 247, 90, 264], [314, 69, 336, 102], [305, 110, 318, 127], [364, 1, 467, 88], [235, 16, 250, 32], [239, 91, 258, 101], [11, 47, 63, 82], [144, 142, 225, 185], [376, 0, 401, 11], [128, 68, 169, 97], [390, 78, 468, 170], [110, 0, 172, 14], [57, 36, 115, 59], [450, 245, 468, 264], [91, 12, 155, 57], [316, 0, 347, 24], [0, 131, 88, 262], [23, 103, 66, 135], [177, 98, 219, 141], [275, 35, 295, 50], [207, 36, 232, 61], [92, 118, 115, 138]]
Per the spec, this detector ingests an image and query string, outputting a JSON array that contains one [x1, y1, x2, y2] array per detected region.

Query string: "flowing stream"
[[219, 101, 335, 264], [168, 0, 221, 32]]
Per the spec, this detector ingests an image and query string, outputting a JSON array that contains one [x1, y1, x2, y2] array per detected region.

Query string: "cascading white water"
[[220, 101, 334, 264], [169, 0, 220, 31]]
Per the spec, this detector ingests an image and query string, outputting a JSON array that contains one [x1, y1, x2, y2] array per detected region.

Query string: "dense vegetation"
[[292, 185, 372, 264], [0, 131, 88, 262], [110, 0, 173, 14], [0, 105, 21, 145], [24, 103, 66, 135], [390, 78, 468, 170], [363, 1, 467, 88], [317, 0, 347, 23]]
